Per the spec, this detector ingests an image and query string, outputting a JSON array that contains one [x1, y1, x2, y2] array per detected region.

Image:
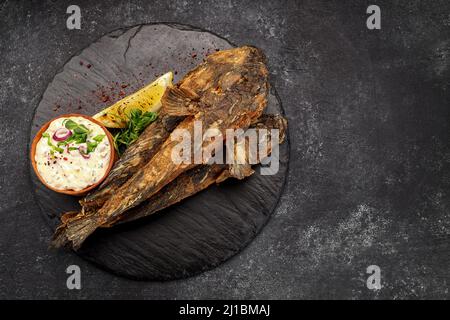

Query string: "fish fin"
[[216, 164, 254, 184], [60, 211, 79, 224], [79, 188, 110, 212], [51, 213, 99, 250], [230, 163, 255, 180], [216, 170, 230, 184], [163, 86, 200, 116]]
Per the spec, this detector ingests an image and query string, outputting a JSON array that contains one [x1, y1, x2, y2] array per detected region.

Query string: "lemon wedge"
[[93, 71, 173, 128]]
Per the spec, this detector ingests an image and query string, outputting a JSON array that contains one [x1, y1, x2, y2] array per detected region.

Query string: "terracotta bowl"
[[30, 113, 116, 196]]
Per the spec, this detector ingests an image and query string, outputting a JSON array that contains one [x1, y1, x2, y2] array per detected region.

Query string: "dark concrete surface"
[[0, 0, 449, 299]]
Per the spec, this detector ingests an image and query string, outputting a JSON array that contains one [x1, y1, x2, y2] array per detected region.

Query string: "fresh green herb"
[[74, 133, 88, 144], [63, 119, 78, 130], [113, 109, 158, 155], [93, 134, 105, 142], [65, 119, 90, 134], [86, 141, 98, 153], [42, 133, 52, 146], [73, 125, 89, 134], [84, 134, 105, 153], [54, 146, 64, 153], [56, 132, 86, 147], [42, 133, 64, 153], [45, 119, 107, 155]]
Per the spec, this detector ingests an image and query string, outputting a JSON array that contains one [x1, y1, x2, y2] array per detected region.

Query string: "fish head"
[[186, 46, 269, 125], [163, 46, 269, 130]]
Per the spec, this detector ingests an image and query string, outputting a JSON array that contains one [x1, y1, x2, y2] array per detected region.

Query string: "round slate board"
[[29, 24, 289, 280]]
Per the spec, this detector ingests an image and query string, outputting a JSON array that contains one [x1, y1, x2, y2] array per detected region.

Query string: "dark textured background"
[[1, 0, 449, 299]]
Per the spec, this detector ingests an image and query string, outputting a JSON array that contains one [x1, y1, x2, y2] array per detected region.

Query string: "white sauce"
[[35, 116, 111, 191]]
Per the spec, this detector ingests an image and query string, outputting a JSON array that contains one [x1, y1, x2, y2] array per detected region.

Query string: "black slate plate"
[[29, 23, 289, 280]]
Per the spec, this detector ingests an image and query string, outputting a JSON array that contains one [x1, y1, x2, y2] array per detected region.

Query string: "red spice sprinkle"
[[101, 94, 110, 102], [119, 90, 125, 97], [192, 53, 197, 58], [86, 64, 92, 69], [63, 157, 68, 161], [121, 83, 128, 88], [79, 61, 84, 66]]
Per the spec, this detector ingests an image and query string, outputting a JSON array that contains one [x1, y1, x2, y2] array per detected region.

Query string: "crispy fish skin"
[[118, 114, 287, 225], [52, 114, 287, 248], [99, 46, 268, 219], [119, 165, 227, 223], [52, 46, 270, 249], [80, 113, 182, 211]]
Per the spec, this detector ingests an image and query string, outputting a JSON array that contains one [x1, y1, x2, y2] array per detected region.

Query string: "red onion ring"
[[53, 128, 72, 141], [78, 145, 91, 159]]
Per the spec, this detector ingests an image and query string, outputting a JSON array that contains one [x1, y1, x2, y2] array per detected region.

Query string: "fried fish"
[[52, 114, 287, 248], [119, 114, 287, 224], [52, 46, 272, 249]]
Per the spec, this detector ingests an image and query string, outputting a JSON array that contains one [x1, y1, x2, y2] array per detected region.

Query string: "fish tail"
[[51, 212, 100, 250]]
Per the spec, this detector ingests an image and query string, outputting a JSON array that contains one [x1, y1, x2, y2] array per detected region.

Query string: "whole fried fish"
[[52, 114, 287, 248], [80, 113, 182, 211], [119, 114, 287, 224], [52, 46, 270, 249]]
